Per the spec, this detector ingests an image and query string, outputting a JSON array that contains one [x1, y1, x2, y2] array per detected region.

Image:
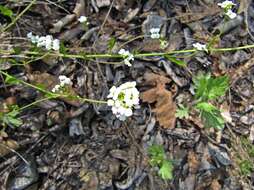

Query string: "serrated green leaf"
[[0, 5, 13, 19], [158, 160, 173, 180], [148, 145, 165, 166], [207, 75, 229, 100], [164, 55, 187, 67], [193, 73, 229, 101], [196, 102, 225, 129], [176, 104, 189, 119]]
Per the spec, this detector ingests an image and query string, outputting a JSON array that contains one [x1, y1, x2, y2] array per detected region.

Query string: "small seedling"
[[148, 144, 173, 180], [193, 73, 229, 129]]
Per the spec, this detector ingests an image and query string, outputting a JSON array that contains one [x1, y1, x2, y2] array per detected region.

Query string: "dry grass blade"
[[141, 73, 176, 129]]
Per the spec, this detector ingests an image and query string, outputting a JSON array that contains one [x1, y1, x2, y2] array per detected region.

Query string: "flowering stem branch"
[[1, 44, 254, 63], [0, 71, 107, 105]]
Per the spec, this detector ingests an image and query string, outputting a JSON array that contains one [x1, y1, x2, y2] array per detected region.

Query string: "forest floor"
[[0, 0, 254, 190]]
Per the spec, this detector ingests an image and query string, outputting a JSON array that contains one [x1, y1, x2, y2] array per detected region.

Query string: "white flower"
[[52, 84, 61, 93], [27, 33, 60, 51], [52, 75, 72, 93], [225, 9, 237, 19], [150, 28, 160, 39], [78, 16, 87, 23], [118, 49, 134, 67], [193, 43, 208, 52], [52, 39, 60, 51], [45, 35, 53, 50], [217, 0, 236, 9], [59, 75, 72, 86], [107, 82, 140, 120]]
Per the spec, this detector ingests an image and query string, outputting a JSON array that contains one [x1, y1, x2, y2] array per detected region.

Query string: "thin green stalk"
[[1, 43, 254, 63], [18, 96, 55, 111], [2, 0, 37, 32], [0, 70, 107, 105]]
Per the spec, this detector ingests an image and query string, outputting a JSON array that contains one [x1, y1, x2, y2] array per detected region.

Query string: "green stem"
[[0, 71, 108, 105], [1, 44, 254, 64]]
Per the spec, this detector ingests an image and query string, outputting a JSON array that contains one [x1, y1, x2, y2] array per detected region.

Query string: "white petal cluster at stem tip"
[[78, 16, 87, 23], [217, 0, 236, 8], [193, 43, 208, 52], [118, 49, 134, 67], [27, 32, 60, 51], [150, 28, 160, 39], [107, 82, 139, 121], [225, 9, 237, 19], [217, 1, 237, 19], [52, 75, 72, 93]]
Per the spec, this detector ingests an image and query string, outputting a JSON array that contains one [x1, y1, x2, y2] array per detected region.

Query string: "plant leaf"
[[176, 104, 189, 119], [158, 160, 173, 180], [164, 55, 187, 67], [0, 5, 13, 19], [193, 73, 229, 101], [196, 102, 225, 129]]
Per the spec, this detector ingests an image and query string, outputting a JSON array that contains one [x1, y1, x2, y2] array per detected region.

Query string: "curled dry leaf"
[[141, 73, 176, 129]]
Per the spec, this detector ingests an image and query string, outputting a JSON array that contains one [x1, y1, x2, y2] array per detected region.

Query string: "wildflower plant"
[[52, 75, 73, 93], [148, 144, 173, 180], [27, 32, 60, 51], [217, 0, 237, 19], [150, 28, 160, 39], [107, 82, 139, 121], [118, 49, 134, 66], [193, 42, 208, 52], [193, 73, 229, 129]]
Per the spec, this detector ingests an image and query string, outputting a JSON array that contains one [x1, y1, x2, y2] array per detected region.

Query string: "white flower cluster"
[[52, 75, 72, 93], [193, 42, 208, 52], [118, 49, 134, 67], [78, 16, 88, 23], [217, 1, 237, 19], [107, 82, 139, 121], [27, 32, 60, 51], [150, 28, 160, 39]]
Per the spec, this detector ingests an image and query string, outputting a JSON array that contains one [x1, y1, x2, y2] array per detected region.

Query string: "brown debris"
[[141, 73, 176, 129]]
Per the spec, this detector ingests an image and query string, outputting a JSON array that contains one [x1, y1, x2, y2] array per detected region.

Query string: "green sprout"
[[148, 144, 174, 180]]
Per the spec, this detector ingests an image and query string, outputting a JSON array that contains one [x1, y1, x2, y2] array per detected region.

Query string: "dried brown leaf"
[[141, 73, 176, 129]]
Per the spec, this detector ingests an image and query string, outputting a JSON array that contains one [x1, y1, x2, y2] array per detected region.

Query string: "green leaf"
[[0, 5, 13, 19], [108, 37, 116, 51], [158, 160, 173, 180], [60, 42, 67, 54], [2, 109, 22, 127], [207, 75, 229, 100], [148, 145, 165, 166], [196, 102, 225, 129], [176, 104, 189, 119], [193, 73, 229, 101], [5, 74, 20, 85], [164, 55, 187, 67]]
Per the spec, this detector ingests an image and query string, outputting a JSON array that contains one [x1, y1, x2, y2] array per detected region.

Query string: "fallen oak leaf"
[[141, 73, 176, 129]]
